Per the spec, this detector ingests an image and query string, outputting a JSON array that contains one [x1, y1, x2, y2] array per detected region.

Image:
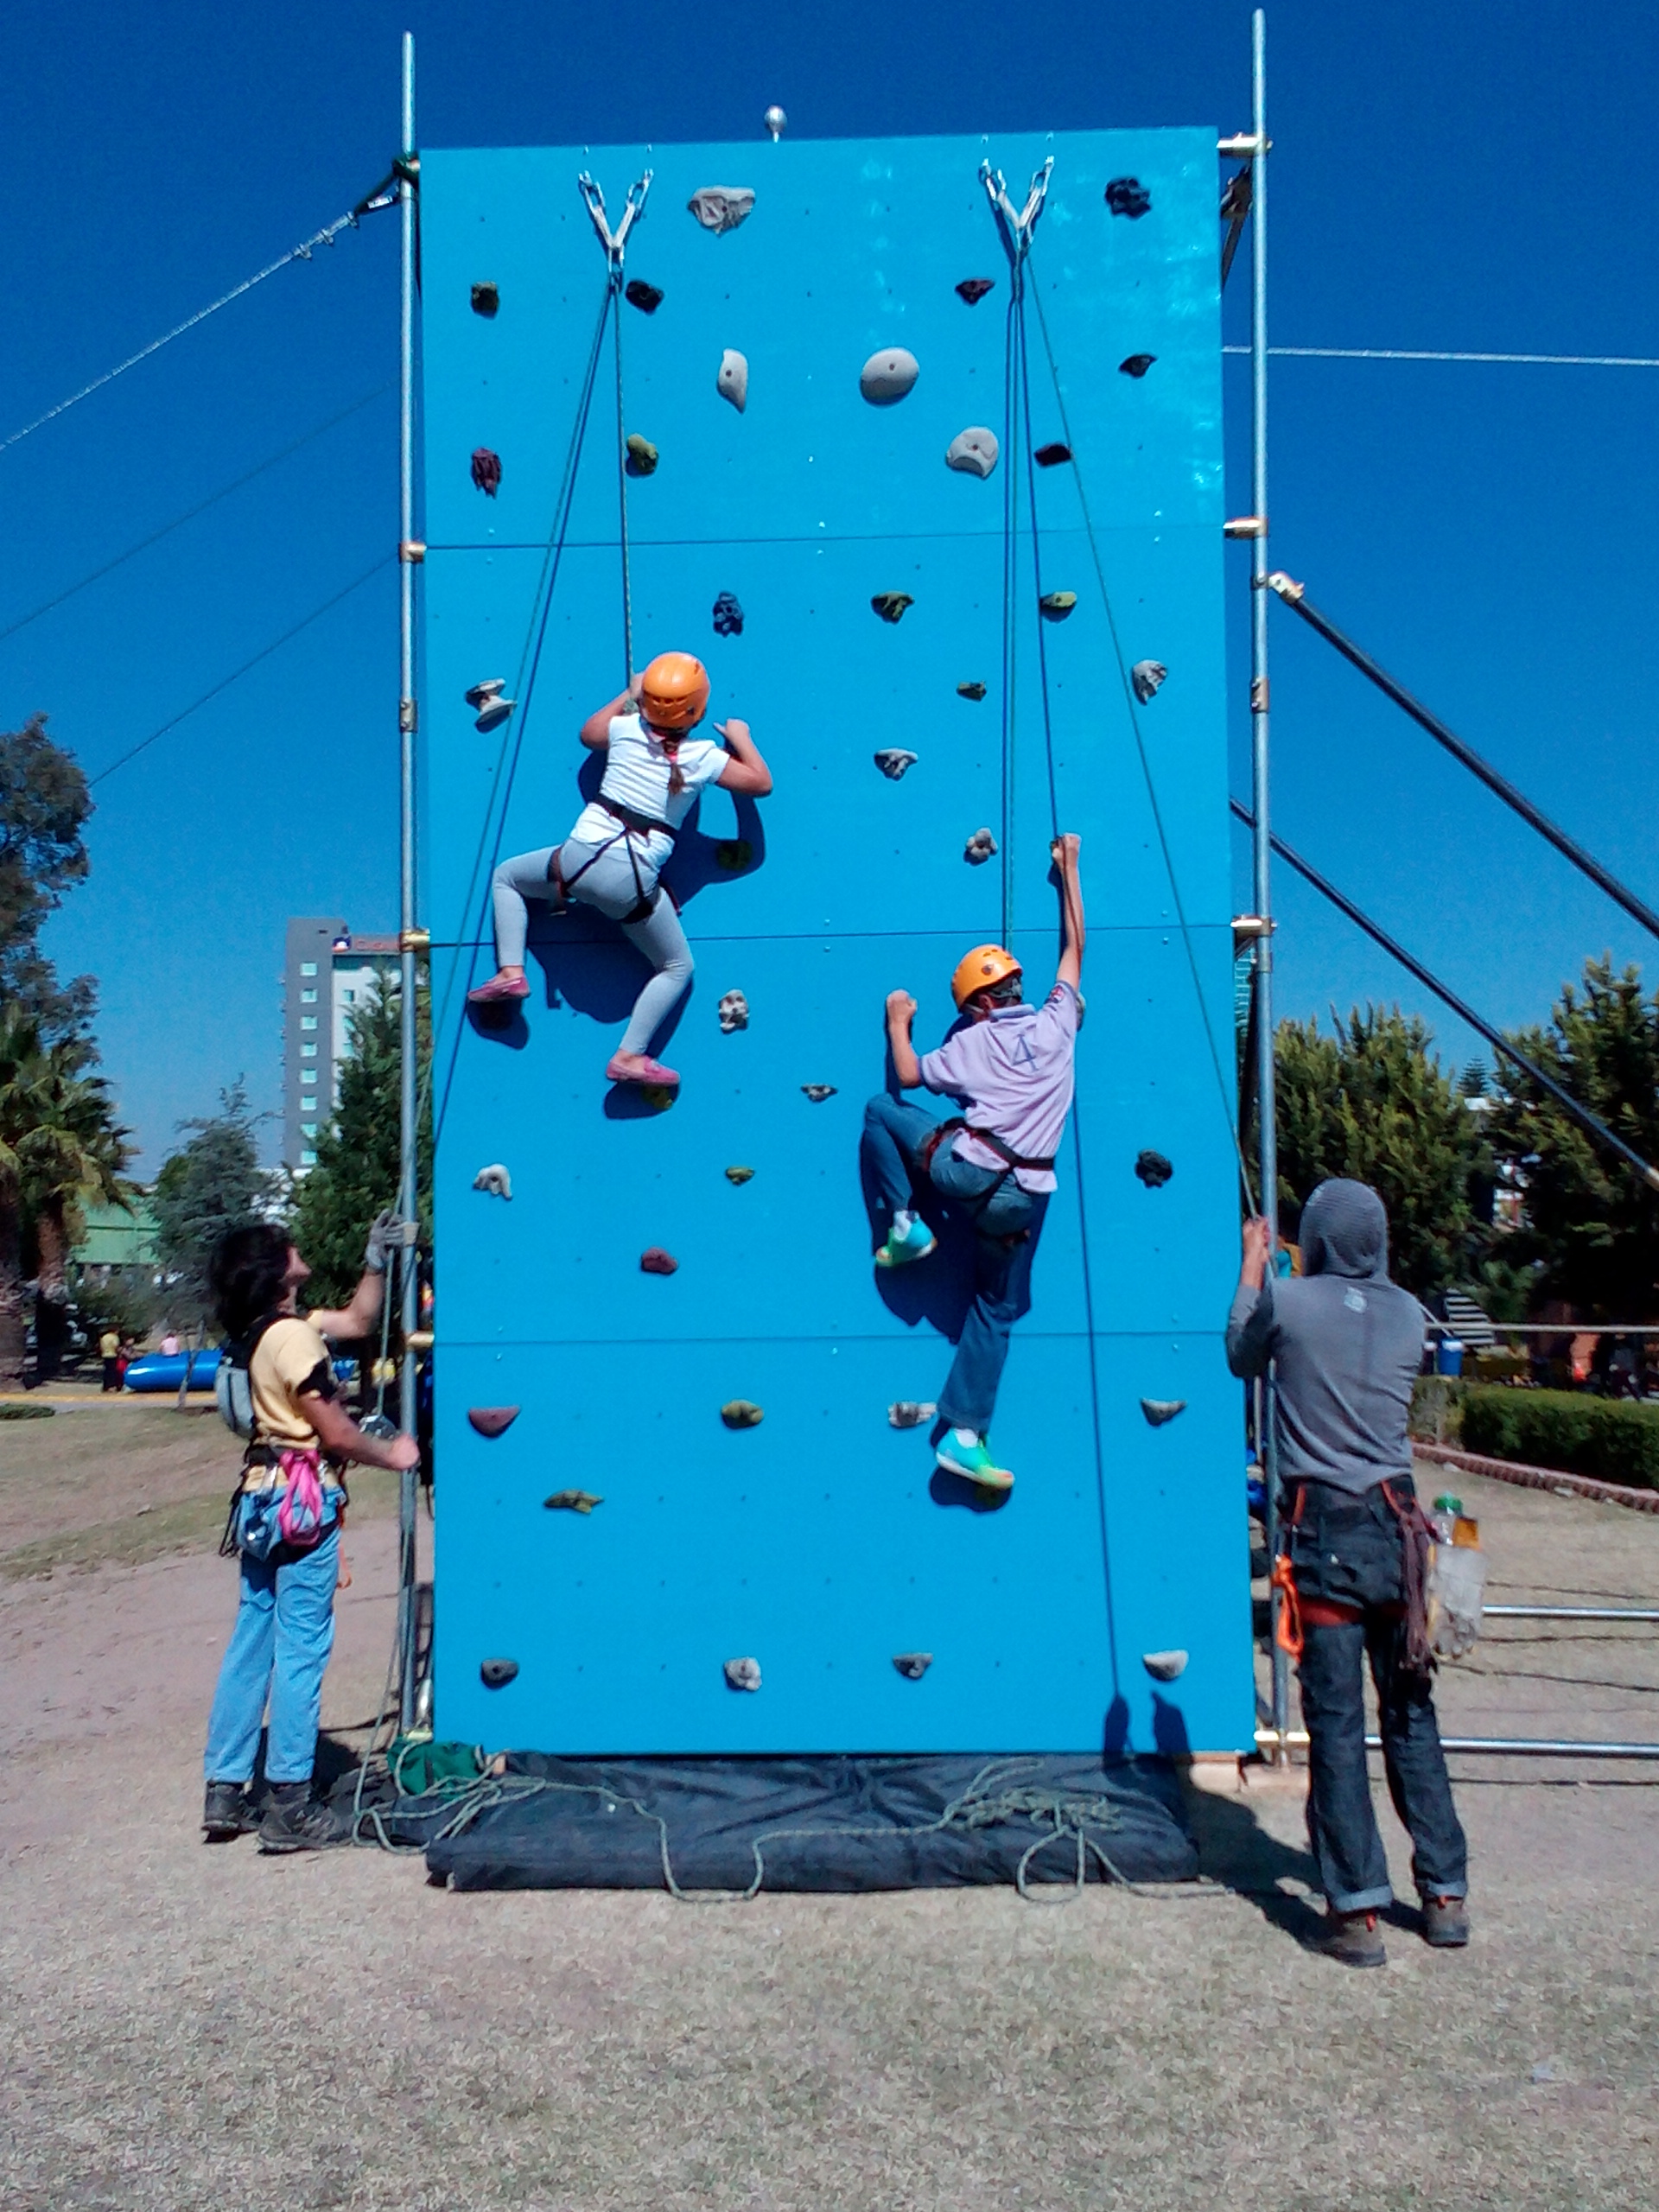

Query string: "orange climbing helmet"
[[639, 652, 711, 732], [950, 944, 1022, 1010]]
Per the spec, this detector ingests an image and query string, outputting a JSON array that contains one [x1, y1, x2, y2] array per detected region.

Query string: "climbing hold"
[[1131, 659, 1167, 703], [1120, 353, 1156, 378], [625, 434, 659, 477], [544, 1489, 602, 1513], [718, 988, 749, 1033], [466, 678, 516, 733], [964, 828, 998, 866], [893, 1652, 933, 1681], [479, 1658, 518, 1688], [801, 1084, 836, 1103], [871, 591, 914, 624], [716, 349, 749, 412], [470, 447, 502, 497], [956, 277, 996, 305], [721, 1401, 765, 1429], [944, 427, 1000, 480], [640, 1248, 679, 1275], [467, 1406, 520, 1439], [1033, 442, 1072, 469], [874, 749, 918, 781], [473, 1162, 513, 1200], [687, 186, 755, 234], [471, 282, 499, 316], [1105, 176, 1152, 219], [887, 1401, 937, 1429], [724, 1166, 754, 1185], [763, 105, 788, 140], [1142, 1649, 1189, 1681], [1134, 1149, 1173, 1188], [639, 1085, 676, 1112], [1140, 1399, 1187, 1427], [859, 348, 920, 405], [1039, 592, 1077, 620], [715, 838, 753, 871], [957, 681, 987, 702], [712, 590, 745, 637], [724, 1656, 762, 1692], [625, 278, 664, 314]]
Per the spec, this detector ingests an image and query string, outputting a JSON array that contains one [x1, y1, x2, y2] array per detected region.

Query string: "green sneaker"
[[935, 1428, 1014, 1491], [875, 1211, 937, 1268]]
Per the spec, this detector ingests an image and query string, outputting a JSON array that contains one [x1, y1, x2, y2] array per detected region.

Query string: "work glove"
[[364, 1209, 405, 1274]]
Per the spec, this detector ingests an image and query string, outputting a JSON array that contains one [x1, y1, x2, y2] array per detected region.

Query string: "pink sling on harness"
[[276, 1449, 328, 1548]]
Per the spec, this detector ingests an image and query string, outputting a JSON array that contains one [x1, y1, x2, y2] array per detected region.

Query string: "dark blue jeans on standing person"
[[861, 1092, 1050, 1435], [1286, 1475, 1469, 1914]]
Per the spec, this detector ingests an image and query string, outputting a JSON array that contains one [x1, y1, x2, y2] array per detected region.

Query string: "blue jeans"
[[861, 1091, 1050, 1435], [203, 1522, 340, 1786], [1287, 1478, 1469, 1912]]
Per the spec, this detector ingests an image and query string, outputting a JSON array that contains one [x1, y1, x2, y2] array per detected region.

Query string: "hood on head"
[[1299, 1179, 1389, 1281]]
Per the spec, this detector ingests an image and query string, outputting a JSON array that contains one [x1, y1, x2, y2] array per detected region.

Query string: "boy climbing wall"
[[861, 834, 1084, 1492]]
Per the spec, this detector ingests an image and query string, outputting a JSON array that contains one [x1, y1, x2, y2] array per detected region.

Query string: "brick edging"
[[1414, 1442, 1659, 1515]]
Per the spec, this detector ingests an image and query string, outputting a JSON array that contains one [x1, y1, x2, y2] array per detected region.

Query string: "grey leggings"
[[491, 839, 694, 1057]]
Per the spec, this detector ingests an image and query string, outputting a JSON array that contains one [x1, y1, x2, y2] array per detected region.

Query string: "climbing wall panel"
[[422, 126, 1254, 1755]]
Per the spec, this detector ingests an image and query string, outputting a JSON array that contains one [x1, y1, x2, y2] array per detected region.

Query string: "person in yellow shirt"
[[99, 1328, 121, 1392]]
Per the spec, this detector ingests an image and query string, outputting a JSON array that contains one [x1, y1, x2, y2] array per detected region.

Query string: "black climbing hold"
[[871, 592, 914, 624], [1120, 353, 1156, 378], [1034, 442, 1072, 468], [712, 591, 745, 637], [801, 1084, 837, 1102], [1141, 1398, 1186, 1427], [640, 1248, 678, 1275], [893, 1653, 933, 1681], [721, 1401, 765, 1429], [1134, 1149, 1173, 1188], [471, 282, 499, 316], [956, 277, 996, 305], [888, 1401, 936, 1428], [1039, 592, 1077, 620], [625, 278, 664, 314], [480, 1658, 518, 1688], [957, 682, 988, 702], [467, 1406, 520, 1438], [544, 1489, 602, 1513], [874, 749, 918, 780], [725, 1166, 755, 1185], [1105, 176, 1152, 219], [470, 447, 502, 497], [715, 838, 753, 872], [625, 434, 658, 477]]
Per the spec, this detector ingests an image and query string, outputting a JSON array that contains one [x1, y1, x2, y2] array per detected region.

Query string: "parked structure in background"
[[283, 918, 398, 1173]]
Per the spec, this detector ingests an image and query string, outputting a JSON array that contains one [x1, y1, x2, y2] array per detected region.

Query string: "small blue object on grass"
[[1435, 1336, 1465, 1378]]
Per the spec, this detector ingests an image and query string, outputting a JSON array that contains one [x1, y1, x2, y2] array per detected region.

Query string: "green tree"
[[0, 715, 97, 1042], [151, 1082, 270, 1331], [1487, 957, 1659, 1319], [1274, 1005, 1486, 1294], [289, 973, 431, 1318]]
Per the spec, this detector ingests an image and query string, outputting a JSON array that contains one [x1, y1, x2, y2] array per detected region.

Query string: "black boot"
[[202, 1779, 257, 1841], [1314, 1908, 1388, 1969], [258, 1780, 346, 1855]]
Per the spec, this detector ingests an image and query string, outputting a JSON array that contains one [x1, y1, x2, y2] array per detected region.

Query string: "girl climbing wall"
[[468, 652, 772, 1087]]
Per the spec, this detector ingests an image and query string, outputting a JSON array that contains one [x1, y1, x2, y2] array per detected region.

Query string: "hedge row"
[[1458, 1386, 1659, 1491]]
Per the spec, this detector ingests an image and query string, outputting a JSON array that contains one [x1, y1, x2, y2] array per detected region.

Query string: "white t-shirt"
[[570, 713, 728, 866]]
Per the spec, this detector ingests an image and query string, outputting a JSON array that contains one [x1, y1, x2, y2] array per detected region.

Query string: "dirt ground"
[[3, 1407, 1658, 2210]]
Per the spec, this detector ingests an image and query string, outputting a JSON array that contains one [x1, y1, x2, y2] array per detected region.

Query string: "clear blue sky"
[[3, 1, 1656, 1173]]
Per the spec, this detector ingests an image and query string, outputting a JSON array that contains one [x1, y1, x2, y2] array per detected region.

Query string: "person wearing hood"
[[1228, 1178, 1469, 1968]]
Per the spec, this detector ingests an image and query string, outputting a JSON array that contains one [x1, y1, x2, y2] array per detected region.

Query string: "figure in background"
[[468, 652, 773, 1089], [1227, 1179, 1470, 1967], [861, 834, 1084, 1493]]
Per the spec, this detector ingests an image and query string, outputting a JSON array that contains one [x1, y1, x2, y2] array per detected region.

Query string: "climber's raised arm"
[[715, 718, 772, 798], [580, 676, 643, 750]]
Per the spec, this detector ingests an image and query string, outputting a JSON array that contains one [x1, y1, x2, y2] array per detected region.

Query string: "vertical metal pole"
[[396, 29, 420, 1732], [1247, 8, 1290, 1751]]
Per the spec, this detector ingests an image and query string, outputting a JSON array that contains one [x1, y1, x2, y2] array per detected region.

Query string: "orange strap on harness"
[[1269, 1554, 1304, 1661]]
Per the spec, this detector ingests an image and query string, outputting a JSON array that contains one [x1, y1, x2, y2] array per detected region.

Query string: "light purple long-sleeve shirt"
[[918, 982, 1079, 1192]]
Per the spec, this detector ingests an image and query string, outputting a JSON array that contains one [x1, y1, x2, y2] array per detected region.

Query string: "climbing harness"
[[579, 169, 653, 678]]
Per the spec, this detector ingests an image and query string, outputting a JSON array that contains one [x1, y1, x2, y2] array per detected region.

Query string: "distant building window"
[[342, 989, 356, 1005], [300, 962, 318, 976], [300, 1122, 317, 1139], [301, 1017, 318, 1033], [301, 988, 318, 1005], [301, 1102, 317, 1116], [302, 1044, 318, 1058], [300, 1149, 318, 1166]]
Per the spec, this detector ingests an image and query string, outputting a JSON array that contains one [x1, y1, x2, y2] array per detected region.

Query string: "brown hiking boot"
[[1315, 1909, 1387, 1968], [1422, 1895, 1470, 1948]]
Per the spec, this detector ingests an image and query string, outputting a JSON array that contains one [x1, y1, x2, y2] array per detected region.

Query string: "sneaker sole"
[[875, 1240, 937, 1268], [935, 1452, 1014, 1491]]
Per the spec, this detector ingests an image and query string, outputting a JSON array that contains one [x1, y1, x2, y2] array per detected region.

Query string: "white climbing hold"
[[717, 349, 749, 412], [465, 679, 516, 733], [688, 187, 755, 234], [964, 828, 998, 865], [893, 1653, 933, 1681], [860, 348, 919, 405], [944, 427, 999, 479], [724, 1656, 762, 1692], [874, 749, 918, 780], [473, 1163, 512, 1200], [1132, 660, 1167, 703], [1142, 1649, 1188, 1681], [718, 988, 749, 1033], [888, 1401, 937, 1429], [1140, 1398, 1186, 1427]]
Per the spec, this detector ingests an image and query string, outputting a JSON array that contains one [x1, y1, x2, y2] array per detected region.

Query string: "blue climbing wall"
[[421, 126, 1254, 1755]]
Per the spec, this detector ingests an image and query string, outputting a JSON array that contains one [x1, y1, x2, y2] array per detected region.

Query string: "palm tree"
[[0, 1007, 40, 1389]]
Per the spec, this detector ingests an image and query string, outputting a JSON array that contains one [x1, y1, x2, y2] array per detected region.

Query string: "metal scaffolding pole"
[[396, 30, 421, 1731]]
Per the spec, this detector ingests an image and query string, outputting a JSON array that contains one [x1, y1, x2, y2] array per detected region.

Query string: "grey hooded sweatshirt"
[[1225, 1179, 1426, 1496]]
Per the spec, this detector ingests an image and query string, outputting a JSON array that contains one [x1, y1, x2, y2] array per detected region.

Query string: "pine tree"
[[151, 1082, 270, 1330]]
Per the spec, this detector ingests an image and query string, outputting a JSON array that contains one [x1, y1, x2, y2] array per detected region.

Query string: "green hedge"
[[1459, 1386, 1659, 1491]]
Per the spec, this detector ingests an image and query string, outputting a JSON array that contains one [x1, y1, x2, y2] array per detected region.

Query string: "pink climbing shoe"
[[606, 1053, 681, 1088], [467, 972, 531, 1005]]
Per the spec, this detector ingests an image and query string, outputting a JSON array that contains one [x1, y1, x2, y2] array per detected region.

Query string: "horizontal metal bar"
[[1484, 1605, 1659, 1621], [1256, 1728, 1659, 1758]]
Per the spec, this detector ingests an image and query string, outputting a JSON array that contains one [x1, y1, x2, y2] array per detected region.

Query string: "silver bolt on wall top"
[[764, 105, 787, 140]]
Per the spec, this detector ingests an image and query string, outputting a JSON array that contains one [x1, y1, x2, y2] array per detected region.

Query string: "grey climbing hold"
[[718, 989, 749, 1033], [871, 591, 914, 624], [544, 1489, 602, 1513], [724, 1166, 755, 1184], [712, 591, 745, 637], [944, 427, 1000, 480], [687, 187, 755, 234], [480, 1658, 518, 1688], [625, 278, 664, 314], [893, 1653, 933, 1681], [625, 433, 658, 476], [1039, 591, 1077, 620], [1105, 176, 1152, 219], [1120, 353, 1156, 378], [471, 282, 499, 316], [467, 1406, 520, 1438], [1134, 1149, 1173, 1188], [716, 349, 749, 412], [473, 1162, 512, 1200], [964, 828, 998, 866], [764, 105, 787, 140], [640, 1248, 678, 1275], [874, 749, 918, 780], [721, 1400, 765, 1428], [801, 1084, 836, 1102], [1132, 659, 1167, 703], [470, 447, 502, 497], [957, 681, 987, 701], [1140, 1398, 1187, 1427], [859, 348, 920, 405], [1034, 442, 1072, 468], [715, 838, 753, 871], [956, 277, 995, 305], [465, 678, 516, 733], [724, 1656, 762, 1692], [1142, 1649, 1188, 1682], [887, 1401, 937, 1429]]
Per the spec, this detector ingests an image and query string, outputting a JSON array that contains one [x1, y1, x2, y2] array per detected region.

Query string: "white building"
[[283, 918, 400, 1173]]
